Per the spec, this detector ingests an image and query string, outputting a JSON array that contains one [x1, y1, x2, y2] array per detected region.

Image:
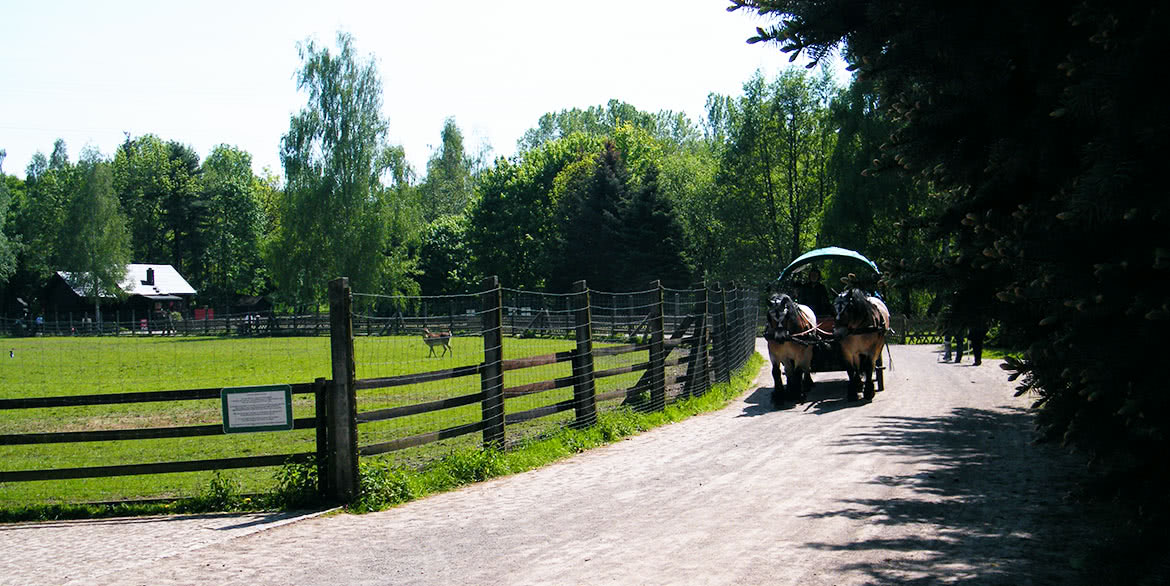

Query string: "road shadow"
[[795, 406, 1094, 584], [739, 386, 776, 417], [740, 378, 869, 417]]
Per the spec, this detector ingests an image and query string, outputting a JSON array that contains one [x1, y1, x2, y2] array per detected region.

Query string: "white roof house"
[[56, 264, 196, 300]]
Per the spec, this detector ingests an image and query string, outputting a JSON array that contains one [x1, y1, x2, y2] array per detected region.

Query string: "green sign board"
[[221, 385, 293, 433]]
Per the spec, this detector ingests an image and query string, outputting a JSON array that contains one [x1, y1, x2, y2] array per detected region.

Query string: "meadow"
[[1, 333, 650, 506]]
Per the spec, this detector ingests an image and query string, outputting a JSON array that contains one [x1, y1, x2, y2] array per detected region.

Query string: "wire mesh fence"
[[347, 280, 759, 467], [1, 277, 758, 507]]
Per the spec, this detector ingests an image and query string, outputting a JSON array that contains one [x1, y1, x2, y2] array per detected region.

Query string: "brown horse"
[[833, 288, 890, 401], [764, 293, 819, 406]]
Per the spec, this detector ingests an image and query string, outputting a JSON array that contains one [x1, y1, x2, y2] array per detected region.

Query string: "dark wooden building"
[[44, 264, 197, 318]]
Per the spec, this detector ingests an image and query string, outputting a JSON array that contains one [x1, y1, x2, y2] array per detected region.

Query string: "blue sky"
[[0, 0, 845, 180]]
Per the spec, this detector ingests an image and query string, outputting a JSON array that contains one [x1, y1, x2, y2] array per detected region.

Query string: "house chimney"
[[141, 267, 155, 286]]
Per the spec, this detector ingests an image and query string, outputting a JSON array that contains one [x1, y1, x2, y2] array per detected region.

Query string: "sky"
[[0, 0, 846, 181]]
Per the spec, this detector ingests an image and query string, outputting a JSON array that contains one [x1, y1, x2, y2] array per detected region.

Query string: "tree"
[[517, 100, 662, 153], [704, 69, 836, 284], [549, 141, 629, 291], [467, 132, 604, 289], [819, 77, 936, 314], [112, 134, 203, 273], [0, 150, 16, 284], [614, 164, 693, 288], [197, 145, 266, 307], [418, 118, 475, 222], [271, 32, 410, 304], [56, 148, 131, 324], [6, 142, 71, 307], [731, 1, 1170, 578], [416, 214, 474, 295]]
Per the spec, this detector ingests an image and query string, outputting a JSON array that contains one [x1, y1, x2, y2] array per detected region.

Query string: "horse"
[[422, 328, 452, 357], [764, 293, 819, 406], [832, 288, 890, 401]]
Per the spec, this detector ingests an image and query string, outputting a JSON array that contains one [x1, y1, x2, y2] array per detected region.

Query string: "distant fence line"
[[3, 298, 943, 346], [1, 277, 759, 506]]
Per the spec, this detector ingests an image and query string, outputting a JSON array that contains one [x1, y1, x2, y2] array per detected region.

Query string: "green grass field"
[[0, 334, 652, 506]]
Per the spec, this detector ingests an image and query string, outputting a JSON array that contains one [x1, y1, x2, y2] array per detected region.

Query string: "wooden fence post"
[[688, 284, 710, 397], [313, 377, 329, 499], [480, 276, 505, 449], [327, 277, 358, 504], [571, 280, 598, 426], [649, 280, 666, 412]]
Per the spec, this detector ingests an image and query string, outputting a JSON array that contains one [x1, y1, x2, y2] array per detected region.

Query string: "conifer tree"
[[616, 165, 693, 288], [551, 141, 628, 291]]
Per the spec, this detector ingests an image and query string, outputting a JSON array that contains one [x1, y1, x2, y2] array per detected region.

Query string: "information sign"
[[221, 385, 293, 433]]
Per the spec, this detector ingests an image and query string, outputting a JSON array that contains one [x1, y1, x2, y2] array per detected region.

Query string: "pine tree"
[[616, 165, 693, 288], [551, 141, 628, 291]]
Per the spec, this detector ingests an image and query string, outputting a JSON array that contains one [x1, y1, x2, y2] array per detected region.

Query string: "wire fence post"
[[480, 276, 505, 449], [714, 283, 731, 384], [571, 280, 597, 427], [327, 277, 358, 504], [731, 283, 745, 370], [685, 283, 710, 397], [649, 280, 666, 411]]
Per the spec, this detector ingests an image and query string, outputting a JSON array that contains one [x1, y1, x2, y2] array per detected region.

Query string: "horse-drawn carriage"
[[764, 246, 890, 406]]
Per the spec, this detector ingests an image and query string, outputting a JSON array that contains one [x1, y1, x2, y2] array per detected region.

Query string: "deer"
[[422, 328, 452, 357]]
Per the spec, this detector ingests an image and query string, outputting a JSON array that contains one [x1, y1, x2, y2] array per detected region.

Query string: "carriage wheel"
[[875, 355, 886, 393]]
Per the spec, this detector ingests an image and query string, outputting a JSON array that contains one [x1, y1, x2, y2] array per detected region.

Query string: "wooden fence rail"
[[1, 277, 758, 506]]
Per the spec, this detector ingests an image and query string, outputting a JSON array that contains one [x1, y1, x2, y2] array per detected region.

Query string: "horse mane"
[[770, 293, 813, 333], [837, 287, 886, 330]]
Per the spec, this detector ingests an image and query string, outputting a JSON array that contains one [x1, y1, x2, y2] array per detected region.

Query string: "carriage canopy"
[[777, 246, 880, 282]]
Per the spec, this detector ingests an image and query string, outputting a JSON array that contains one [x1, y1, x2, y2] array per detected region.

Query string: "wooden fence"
[[0, 277, 759, 506]]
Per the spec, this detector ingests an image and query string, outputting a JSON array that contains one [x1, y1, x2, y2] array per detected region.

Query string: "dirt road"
[[1, 342, 1091, 585]]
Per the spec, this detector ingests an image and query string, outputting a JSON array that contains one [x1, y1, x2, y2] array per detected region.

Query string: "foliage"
[[193, 470, 245, 510], [56, 148, 132, 318], [4, 142, 71, 308], [703, 68, 838, 284], [0, 156, 15, 284], [418, 118, 477, 222], [194, 145, 268, 307], [467, 132, 604, 289], [549, 141, 630, 291], [266, 460, 320, 510], [820, 77, 937, 314], [612, 164, 693, 288], [416, 214, 476, 295], [731, 0, 1170, 577], [270, 31, 412, 304], [112, 134, 202, 271], [351, 460, 417, 512], [517, 99, 659, 152]]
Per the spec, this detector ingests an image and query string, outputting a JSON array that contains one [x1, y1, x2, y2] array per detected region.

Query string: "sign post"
[[221, 385, 293, 434]]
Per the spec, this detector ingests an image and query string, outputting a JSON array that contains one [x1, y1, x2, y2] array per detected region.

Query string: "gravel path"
[[1, 342, 1091, 585]]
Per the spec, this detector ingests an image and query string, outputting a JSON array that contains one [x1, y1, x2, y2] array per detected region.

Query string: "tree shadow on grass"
[[798, 407, 1094, 584]]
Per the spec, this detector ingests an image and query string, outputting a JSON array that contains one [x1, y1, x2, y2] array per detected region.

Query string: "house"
[[44, 264, 197, 317]]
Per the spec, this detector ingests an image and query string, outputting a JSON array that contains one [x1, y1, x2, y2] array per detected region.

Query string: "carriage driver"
[[796, 268, 833, 318]]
